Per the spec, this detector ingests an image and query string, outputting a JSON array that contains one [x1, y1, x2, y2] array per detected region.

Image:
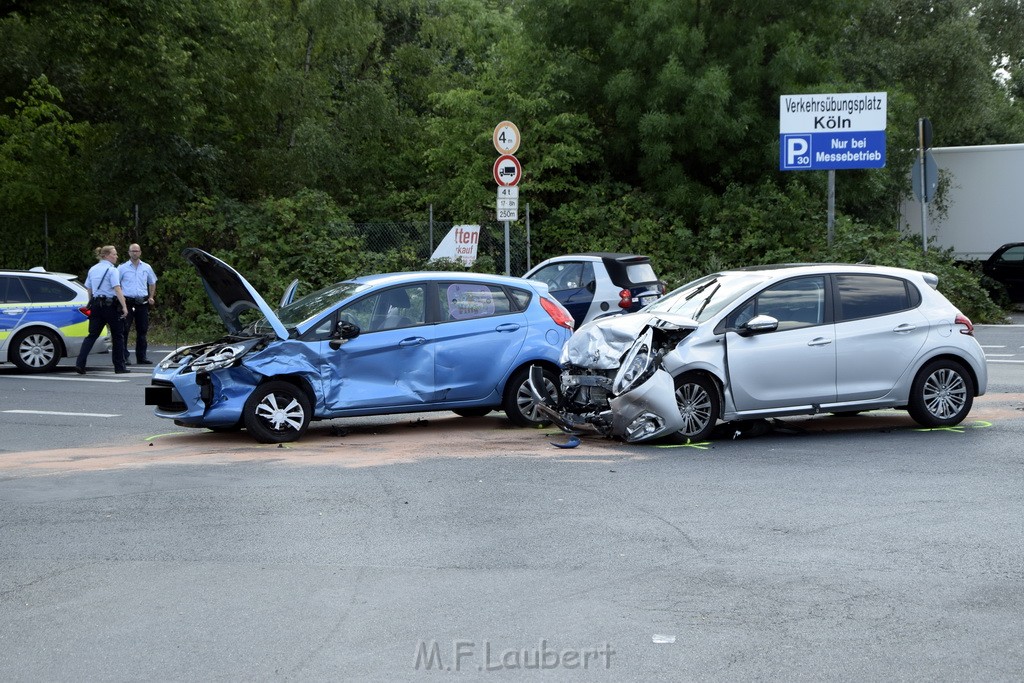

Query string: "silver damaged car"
[[530, 263, 988, 442]]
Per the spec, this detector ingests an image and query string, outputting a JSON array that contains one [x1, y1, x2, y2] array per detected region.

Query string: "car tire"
[[669, 372, 720, 442], [11, 328, 61, 373], [503, 366, 558, 427], [907, 359, 974, 428], [242, 380, 312, 443], [453, 408, 493, 418]]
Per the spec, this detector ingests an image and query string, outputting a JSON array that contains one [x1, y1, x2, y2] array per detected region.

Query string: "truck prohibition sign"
[[493, 154, 522, 187]]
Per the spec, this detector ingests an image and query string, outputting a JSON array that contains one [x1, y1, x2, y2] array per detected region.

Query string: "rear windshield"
[[603, 258, 659, 286], [625, 263, 657, 284]]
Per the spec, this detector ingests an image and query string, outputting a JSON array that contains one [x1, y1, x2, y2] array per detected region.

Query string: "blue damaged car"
[[145, 248, 574, 443]]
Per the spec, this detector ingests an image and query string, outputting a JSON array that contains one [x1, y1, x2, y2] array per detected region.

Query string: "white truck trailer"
[[900, 143, 1024, 260]]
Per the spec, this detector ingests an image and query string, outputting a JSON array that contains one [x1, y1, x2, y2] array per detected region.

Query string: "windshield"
[[238, 281, 371, 335], [646, 272, 772, 322], [279, 281, 371, 327]]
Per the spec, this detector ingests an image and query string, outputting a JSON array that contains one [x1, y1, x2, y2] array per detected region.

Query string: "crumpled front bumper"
[[146, 364, 260, 428], [608, 369, 685, 441], [528, 365, 684, 443]]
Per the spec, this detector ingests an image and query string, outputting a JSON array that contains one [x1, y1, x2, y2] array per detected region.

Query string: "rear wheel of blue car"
[[243, 380, 311, 443], [907, 359, 974, 428], [669, 372, 720, 443], [503, 367, 558, 427]]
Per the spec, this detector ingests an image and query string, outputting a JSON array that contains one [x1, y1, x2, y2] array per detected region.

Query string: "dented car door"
[[321, 284, 437, 410]]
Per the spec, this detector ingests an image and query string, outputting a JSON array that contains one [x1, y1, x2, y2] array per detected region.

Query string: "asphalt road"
[[1, 322, 1023, 680]]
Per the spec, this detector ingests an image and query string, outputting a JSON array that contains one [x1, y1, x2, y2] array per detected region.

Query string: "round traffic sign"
[[493, 121, 521, 155], [493, 154, 522, 187]]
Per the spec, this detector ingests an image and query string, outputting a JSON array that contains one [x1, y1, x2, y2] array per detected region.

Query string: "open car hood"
[[183, 248, 289, 340]]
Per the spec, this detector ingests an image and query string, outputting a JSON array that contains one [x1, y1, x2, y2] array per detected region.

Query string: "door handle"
[[893, 323, 916, 333], [495, 323, 521, 333], [2, 308, 25, 314], [399, 337, 426, 347], [807, 337, 833, 346]]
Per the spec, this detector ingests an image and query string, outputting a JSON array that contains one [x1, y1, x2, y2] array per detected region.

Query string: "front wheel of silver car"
[[243, 380, 312, 443], [668, 372, 720, 443], [907, 359, 974, 428], [11, 328, 61, 373], [503, 366, 557, 427]]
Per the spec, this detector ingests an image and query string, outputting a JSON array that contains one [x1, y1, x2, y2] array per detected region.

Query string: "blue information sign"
[[780, 92, 887, 171], [780, 131, 886, 170]]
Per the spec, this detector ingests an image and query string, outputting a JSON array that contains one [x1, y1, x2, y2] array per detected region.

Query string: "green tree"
[[0, 75, 91, 269]]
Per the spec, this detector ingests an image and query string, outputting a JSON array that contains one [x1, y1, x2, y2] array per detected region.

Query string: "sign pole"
[[918, 118, 928, 253], [827, 170, 835, 248], [525, 203, 531, 270], [493, 121, 522, 275], [504, 221, 511, 275]]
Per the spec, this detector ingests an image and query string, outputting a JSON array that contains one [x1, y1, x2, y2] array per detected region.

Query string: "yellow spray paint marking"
[[655, 441, 712, 450], [914, 419, 993, 433], [145, 431, 194, 442]]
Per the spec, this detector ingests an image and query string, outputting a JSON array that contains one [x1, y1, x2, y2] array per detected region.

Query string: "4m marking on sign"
[[493, 121, 521, 155]]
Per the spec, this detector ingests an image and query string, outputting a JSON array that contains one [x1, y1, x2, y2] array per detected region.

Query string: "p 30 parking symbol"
[[781, 134, 812, 170]]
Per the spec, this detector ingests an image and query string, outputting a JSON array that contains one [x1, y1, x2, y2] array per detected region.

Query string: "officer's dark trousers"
[[76, 300, 126, 372], [123, 299, 150, 363]]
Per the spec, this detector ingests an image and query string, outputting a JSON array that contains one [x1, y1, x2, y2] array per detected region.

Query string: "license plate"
[[145, 385, 173, 405], [640, 295, 658, 305]]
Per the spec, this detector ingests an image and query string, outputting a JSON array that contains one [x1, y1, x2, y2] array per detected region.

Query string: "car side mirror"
[[738, 314, 779, 337], [329, 321, 361, 349]]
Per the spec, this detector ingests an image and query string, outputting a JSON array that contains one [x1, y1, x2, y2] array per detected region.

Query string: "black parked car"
[[982, 242, 1024, 303]]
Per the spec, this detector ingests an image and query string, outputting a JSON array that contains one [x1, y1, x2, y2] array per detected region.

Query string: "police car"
[[1, 267, 107, 372], [523, 253, 665, 329]]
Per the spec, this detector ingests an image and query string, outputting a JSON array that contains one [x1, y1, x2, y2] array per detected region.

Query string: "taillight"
[[540, 296, 574, 330], [618, 288, 632, 309], [79, 306, 91, 318], [955, 314, 975, 335]]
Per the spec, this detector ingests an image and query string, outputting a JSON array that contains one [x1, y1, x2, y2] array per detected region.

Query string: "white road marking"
[[3, 410, 121, 418], [0, 375, 128, 383]]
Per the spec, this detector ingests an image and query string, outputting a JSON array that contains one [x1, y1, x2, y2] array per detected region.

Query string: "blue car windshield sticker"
[[447, 284, 495, 320]]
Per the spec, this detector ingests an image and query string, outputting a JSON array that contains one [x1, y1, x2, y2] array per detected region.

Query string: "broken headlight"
[[612, 328, 655, 395], [189, 340, 258, 372]]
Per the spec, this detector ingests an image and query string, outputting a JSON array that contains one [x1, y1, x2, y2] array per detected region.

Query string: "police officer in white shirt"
[[75, 245, 129, 374], [118, 243, 158, 365]]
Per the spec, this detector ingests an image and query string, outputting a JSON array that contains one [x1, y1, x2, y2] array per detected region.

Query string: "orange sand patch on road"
[[3, 394, 1021, 477], [0, 415, 633, 477]]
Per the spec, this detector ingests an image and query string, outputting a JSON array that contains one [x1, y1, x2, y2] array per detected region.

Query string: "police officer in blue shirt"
[[75, 245, 129, 374], [118, 243, 158, 365]]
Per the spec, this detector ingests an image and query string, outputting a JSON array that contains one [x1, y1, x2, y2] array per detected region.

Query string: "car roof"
[[350, 271, 538, 289], [1, 268, 79, 280], [718, 262, 939, 287], [536, 252, 652, 264]]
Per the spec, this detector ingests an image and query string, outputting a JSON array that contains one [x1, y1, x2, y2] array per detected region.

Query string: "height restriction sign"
[[493, 121, 520, 155]]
